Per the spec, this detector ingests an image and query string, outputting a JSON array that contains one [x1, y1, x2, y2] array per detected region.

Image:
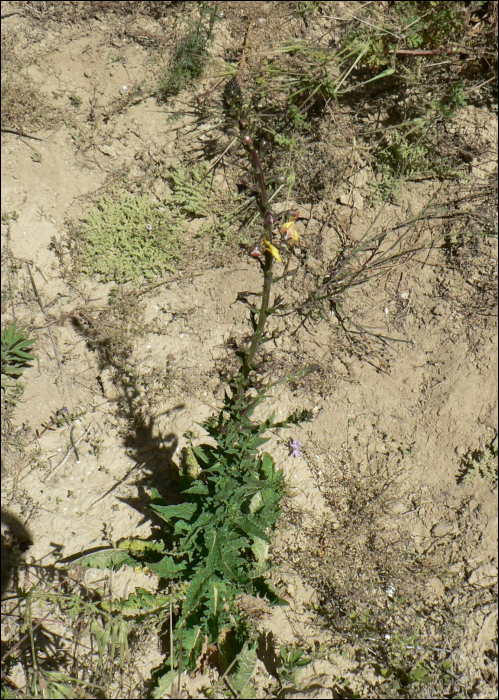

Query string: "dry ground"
[[1, 2, 497, 698]]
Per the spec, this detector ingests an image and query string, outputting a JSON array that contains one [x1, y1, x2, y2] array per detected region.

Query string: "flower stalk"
[[236, 141, 275, 400]]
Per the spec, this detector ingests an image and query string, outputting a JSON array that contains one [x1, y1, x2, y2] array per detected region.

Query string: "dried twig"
[[87, 461, 146, 510], [45, 420, 94, 480], [26, 261, 75, 412], [1, 127, 43, 141]]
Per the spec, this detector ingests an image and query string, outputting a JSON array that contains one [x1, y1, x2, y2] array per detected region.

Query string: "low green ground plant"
[[79, 191, 185, 283], [157, 2, 219, 101], [459, 439, 498, 486], [79, 163, 213, 284], [1, 320, 36, 397]]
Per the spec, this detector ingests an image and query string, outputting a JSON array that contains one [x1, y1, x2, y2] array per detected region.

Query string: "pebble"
[[431, 521, 455, 538], [99, 144, 116, 157], [432, 302, 448, 316], [339, 192, 364, 210]]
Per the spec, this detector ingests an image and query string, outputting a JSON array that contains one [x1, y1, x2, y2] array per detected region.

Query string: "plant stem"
[[237, 252, 273, 395], [235, 145, 275, 402], [250, 148, 270, 214]]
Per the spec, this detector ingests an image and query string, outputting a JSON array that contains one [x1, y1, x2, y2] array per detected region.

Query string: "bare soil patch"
[[2, 2, 497, 698]]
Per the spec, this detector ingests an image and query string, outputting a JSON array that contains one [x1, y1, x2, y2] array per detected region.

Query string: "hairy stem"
[[235, 145, 274, 402]]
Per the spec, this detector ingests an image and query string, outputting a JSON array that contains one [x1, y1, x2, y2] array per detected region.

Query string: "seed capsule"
[[247, 242, 263, 259]]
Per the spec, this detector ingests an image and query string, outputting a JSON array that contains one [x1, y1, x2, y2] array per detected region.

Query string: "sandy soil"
[[1, 2, 497, 698]]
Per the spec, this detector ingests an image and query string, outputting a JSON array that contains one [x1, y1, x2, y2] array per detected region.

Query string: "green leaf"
[[227, 641, 258, 698], [409, 664, 432, 684], [149, 555, 188, 579], [151, 670, 175, 699], [261, 452, 275, 478], [250, 537, 270, 570], [70, 548, 136, 571], [150, 502, 198, 524], [181, 511, 214, 545], [120, 588, 171, 615], [192, 444, 210, 463], [229, 514, 271, 544], [119, 538, 165, 554], [182, 481, 209, 495], [184, 566, 212, 616]]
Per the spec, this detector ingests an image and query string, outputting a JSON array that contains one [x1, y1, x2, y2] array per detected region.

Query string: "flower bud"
[[247, 242, 263, 259], [265, 211, 277, 226], [260, 138, 270, 153], [242, 134, 253, 145]]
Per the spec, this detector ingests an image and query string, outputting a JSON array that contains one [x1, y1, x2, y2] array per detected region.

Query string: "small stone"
[[432, 302, 447, 316], [99, 144, 116, 157], [339, 192, 363, 210], [390, 500, 410, 515], [352, 192, 363, 210], [348, 167, 370, 188], [99, 369, 120, 400], [84, 69, 93, 78], [431, 521, 455, 538]]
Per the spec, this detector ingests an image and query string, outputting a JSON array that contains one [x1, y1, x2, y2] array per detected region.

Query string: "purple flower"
[[289, 439, 303, 458]]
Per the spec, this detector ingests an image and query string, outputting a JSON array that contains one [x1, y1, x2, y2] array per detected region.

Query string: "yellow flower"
[[261, 238, 282, 262], [279, 220, 299, 245]]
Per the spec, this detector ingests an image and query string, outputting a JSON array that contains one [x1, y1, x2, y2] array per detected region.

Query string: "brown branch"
[[1, 127, 43, 141]]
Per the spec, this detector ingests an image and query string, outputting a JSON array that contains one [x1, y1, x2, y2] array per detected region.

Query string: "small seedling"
[[69, 93, 82, 108], [278, 645, 312, 684], [1, 320, 36, 389], [42, 406, 86, 431], [458, 440, 498, 486]]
